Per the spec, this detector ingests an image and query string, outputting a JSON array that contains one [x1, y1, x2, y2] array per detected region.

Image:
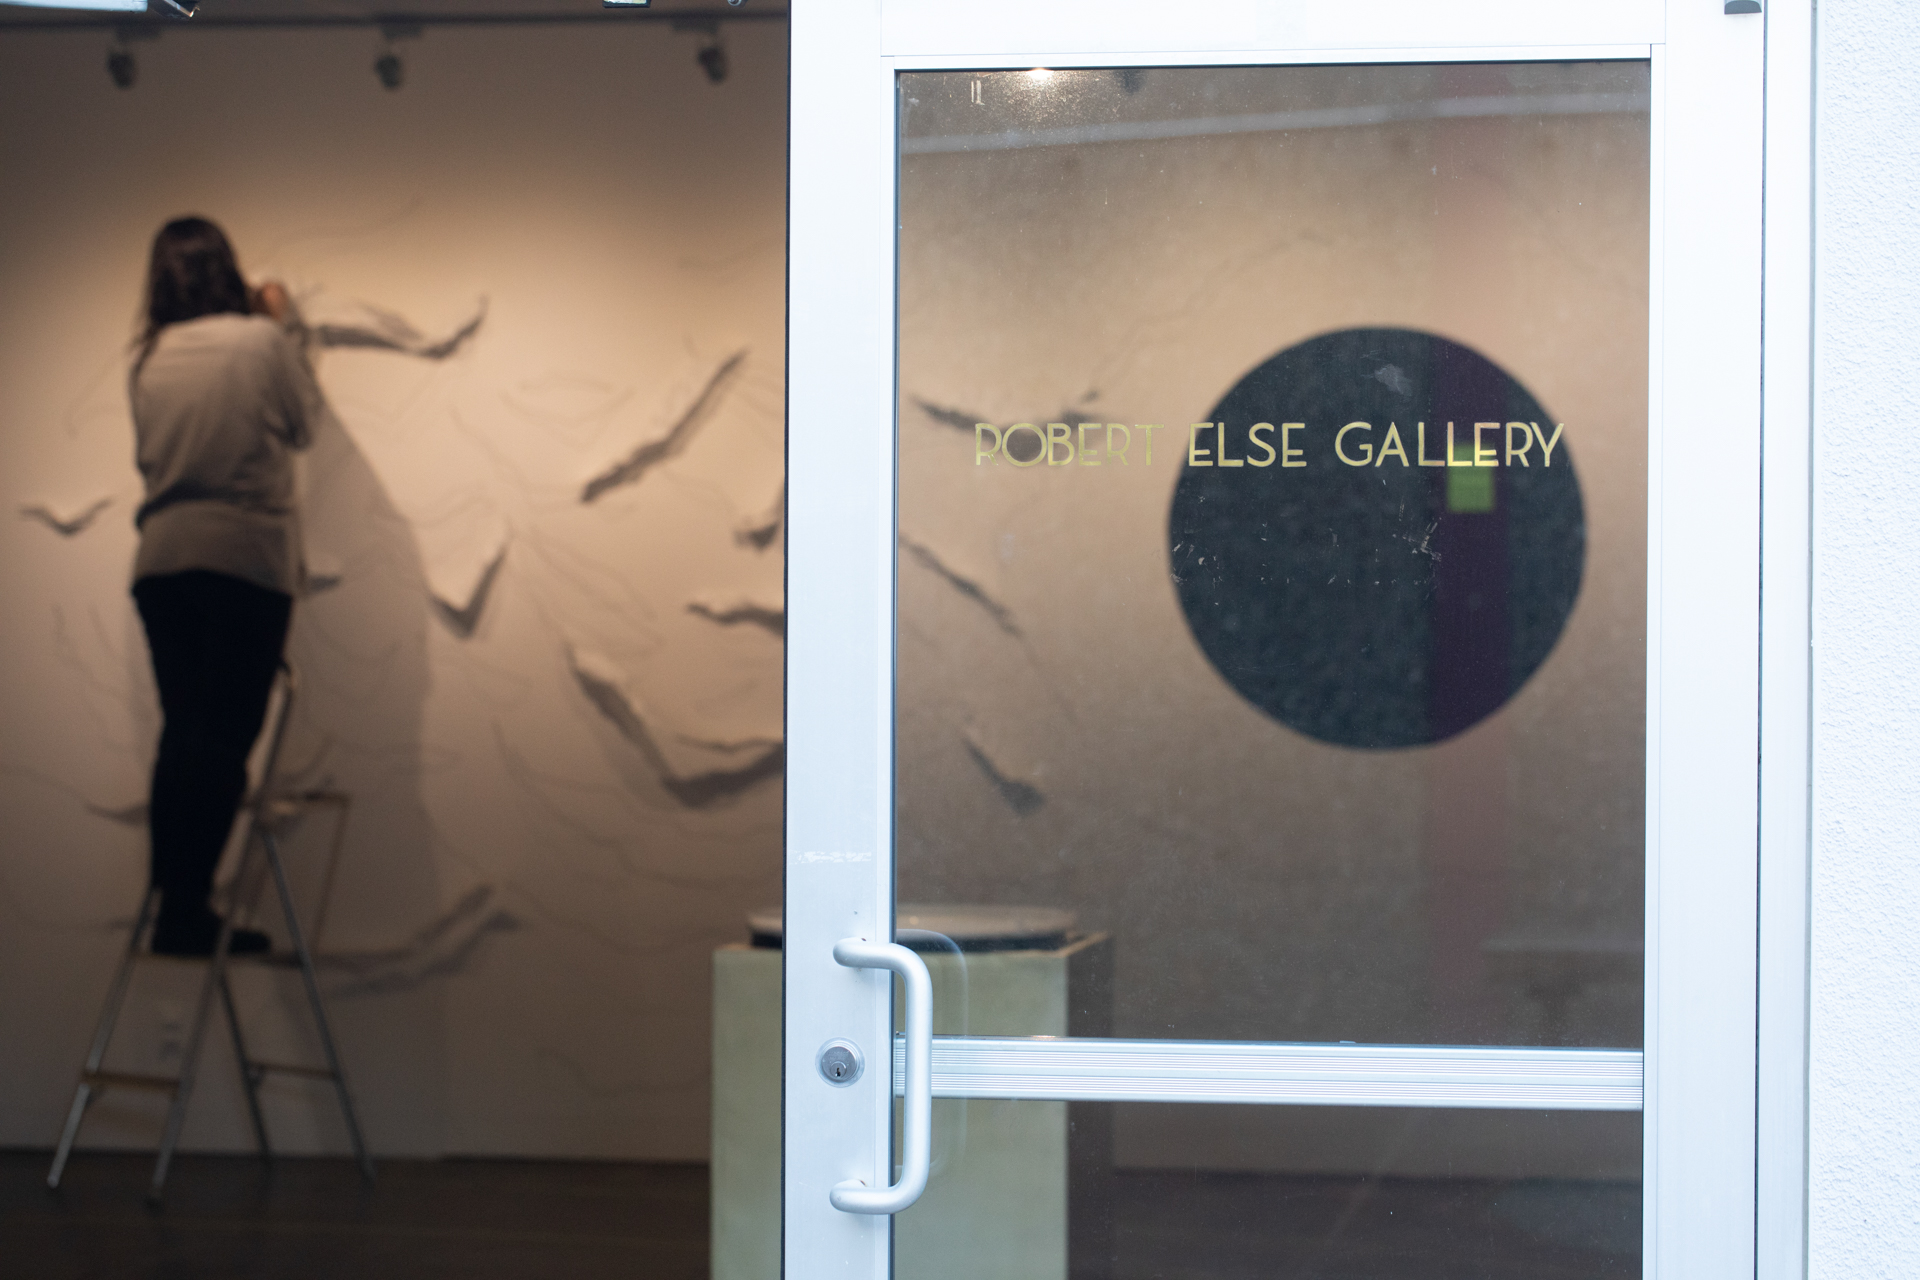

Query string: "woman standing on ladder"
[[130, 216, 321, 957]]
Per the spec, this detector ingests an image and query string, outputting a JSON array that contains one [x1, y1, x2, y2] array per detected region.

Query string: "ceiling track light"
[[105, 23, 156, 91], [374, 21, 422, 92], [672, 16, 727, 85], [697, 38, 727, 84], [374, 49, 402, 90], [158, 0, 197, 17], [106, 43, 135, 89]]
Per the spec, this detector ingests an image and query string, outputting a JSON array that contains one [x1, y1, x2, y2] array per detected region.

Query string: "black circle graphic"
[[1170, 328, 1585, 749]]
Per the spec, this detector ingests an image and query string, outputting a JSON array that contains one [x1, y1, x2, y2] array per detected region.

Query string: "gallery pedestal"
[[711, 929, 1112, 1280]]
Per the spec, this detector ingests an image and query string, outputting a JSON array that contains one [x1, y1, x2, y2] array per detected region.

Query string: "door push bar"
[[829, 938, 932, 1214]]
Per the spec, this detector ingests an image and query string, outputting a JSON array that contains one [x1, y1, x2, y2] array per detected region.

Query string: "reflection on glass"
[[897, 1097, 1639, 1280], [895, 61, 1649, 1277]]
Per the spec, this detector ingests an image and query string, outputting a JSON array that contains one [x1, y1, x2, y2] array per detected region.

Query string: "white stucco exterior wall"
[[1811, 2, 1920, 1273]]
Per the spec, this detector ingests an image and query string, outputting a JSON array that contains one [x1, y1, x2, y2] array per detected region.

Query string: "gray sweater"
[[130, 313, 322, 595]]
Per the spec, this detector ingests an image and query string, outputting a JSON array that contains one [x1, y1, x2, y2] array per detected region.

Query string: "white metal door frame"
[[786, 3, 1805, 1276]]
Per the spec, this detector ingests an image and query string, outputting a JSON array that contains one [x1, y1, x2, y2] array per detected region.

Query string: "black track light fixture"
[[104, 25, 156, 91], [373, 22, 422, 92], [106, 45, 135, 90], [671, 17, 727, 86], [697, 38, 728, 85]]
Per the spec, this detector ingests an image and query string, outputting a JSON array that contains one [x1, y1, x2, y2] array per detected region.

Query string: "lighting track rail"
[[0, 8, 785, 32]]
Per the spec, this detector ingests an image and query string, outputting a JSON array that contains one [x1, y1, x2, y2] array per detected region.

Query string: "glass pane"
[[895, 60, 1649, 1275], [895, 1098, 1638, 1280]]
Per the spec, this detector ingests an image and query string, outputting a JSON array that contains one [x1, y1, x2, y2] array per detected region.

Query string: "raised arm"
[[259, 283, 323, 452]]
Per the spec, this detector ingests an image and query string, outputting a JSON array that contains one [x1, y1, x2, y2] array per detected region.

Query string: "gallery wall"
[[0, 20, 787, 1160], [0, 21, 1655, 1186]]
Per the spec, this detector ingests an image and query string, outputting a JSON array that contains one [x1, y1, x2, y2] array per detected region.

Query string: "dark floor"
[[4, 1149, 1637, 1280], [3, 1150, 708, 1280]]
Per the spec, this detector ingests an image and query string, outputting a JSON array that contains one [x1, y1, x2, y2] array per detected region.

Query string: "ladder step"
[[83, 1070, 179, 1093], [135, 949, 303, 968], [252, 1061, 338, 1080]]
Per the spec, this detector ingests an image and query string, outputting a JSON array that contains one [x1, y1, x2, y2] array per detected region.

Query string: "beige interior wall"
[[0, 41, 1651, 1178], [0, 22, 786, 1160]]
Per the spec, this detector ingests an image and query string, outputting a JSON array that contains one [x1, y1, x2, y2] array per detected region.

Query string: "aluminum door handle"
[[828, 938, 932, 1214]]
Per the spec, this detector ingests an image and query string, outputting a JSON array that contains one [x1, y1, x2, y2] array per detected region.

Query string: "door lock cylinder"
[[817, 1040, 864, 1086]]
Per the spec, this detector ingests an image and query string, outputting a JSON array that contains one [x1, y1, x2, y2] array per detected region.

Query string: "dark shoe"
[[152, 910, 272, 958]]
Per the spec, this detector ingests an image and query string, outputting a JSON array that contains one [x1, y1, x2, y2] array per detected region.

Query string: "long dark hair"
[[138, 216, 250, 361]]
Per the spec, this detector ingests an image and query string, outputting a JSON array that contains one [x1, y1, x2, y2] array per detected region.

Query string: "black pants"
[[133, 570, 292, 923]]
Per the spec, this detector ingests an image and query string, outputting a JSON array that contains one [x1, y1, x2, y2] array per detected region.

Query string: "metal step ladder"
[[47, 664, 374, 1203]]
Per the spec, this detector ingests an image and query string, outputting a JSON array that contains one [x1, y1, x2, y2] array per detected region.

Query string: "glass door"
[[894, 57, 1646, 1280], [786, 5, 1763, 1279]]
